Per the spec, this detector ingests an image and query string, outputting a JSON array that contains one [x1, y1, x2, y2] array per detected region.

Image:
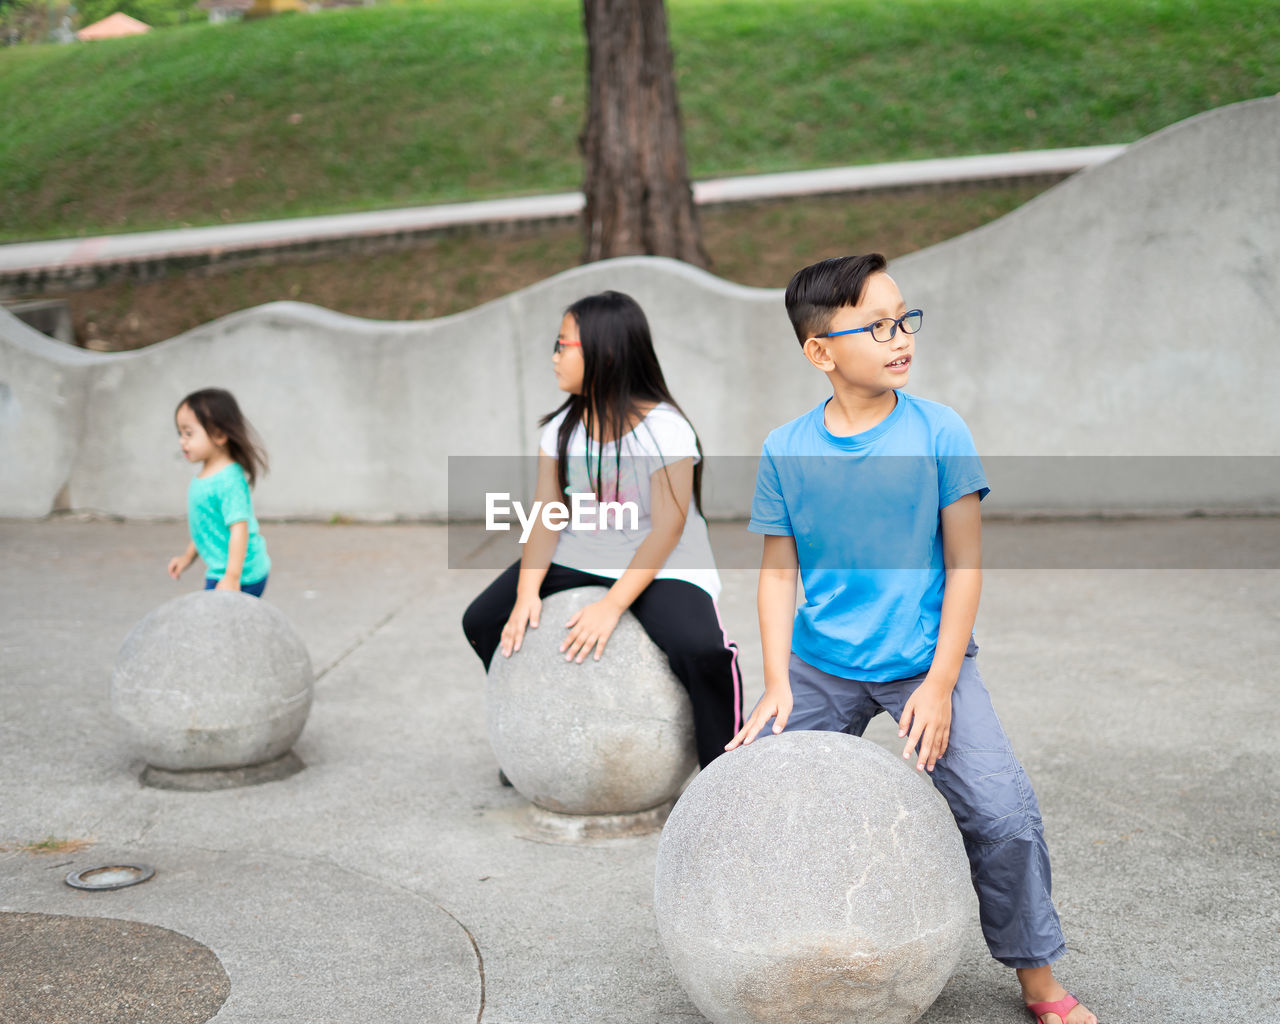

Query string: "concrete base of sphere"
[[525, 800, 676, 842], [654, 731, 973, 1024], [486, 587, 696, 816], [141, 750, 306, 791], [111, 591, 314, 772]]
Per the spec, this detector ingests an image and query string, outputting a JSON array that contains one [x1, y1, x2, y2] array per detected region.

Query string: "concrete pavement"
[[1, 516, 1277, 1023]]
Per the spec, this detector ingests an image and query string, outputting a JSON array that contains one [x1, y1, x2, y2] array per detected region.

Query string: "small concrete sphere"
[[654, 730, 972, 1024], [111, 591, 314, 771], [486, 587, 696, 816]]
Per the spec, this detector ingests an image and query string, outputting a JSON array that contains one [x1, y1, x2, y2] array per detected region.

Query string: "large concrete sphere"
[[486, 587, 696, 815], [111, 591, 314, 771], [654, 731, 972, 1024]]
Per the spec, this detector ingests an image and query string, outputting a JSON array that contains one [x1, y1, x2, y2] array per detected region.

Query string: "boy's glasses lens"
[[871, 310, 923, 342], [869, 319, 898, 342]]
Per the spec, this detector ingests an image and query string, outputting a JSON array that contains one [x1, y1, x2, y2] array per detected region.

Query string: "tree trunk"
[[580, 0, 708, 267]]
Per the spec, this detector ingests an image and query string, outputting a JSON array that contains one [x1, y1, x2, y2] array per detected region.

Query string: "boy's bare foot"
[[1016, 966, 1098, 1024]]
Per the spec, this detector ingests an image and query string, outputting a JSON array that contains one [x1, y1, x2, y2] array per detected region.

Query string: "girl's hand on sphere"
[[500, 594, 542, 657], [214, 577, 239, 592], [560, 600, 623, 663]]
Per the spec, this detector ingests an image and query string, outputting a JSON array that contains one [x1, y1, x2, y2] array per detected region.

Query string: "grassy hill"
[[1, 0, 1276, 242]]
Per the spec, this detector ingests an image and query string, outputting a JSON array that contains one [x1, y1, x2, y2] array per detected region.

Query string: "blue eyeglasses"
[[817, 309, 923, 344]]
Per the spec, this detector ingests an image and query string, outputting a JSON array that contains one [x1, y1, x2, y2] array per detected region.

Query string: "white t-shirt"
[[538, 402, 721, 600]]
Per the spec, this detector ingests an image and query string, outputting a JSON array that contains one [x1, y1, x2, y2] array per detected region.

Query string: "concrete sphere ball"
[[111, 591, 314, 771], [486, 587, 696, 815], [654, 730, 972, 1024]]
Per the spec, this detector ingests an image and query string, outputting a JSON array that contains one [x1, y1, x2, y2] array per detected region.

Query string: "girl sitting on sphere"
[[167, 388, 271, 597], [462, 290, 742, 769]]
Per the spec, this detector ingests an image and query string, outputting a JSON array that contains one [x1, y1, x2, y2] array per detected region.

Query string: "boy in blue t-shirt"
[[727, 254, 1095, 1024]]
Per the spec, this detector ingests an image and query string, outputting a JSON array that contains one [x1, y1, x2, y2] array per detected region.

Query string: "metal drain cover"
[[65, 864, 155, 891]]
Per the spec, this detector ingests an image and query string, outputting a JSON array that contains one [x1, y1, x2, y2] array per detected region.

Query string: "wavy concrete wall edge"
[[3, 97, 1277, 518]]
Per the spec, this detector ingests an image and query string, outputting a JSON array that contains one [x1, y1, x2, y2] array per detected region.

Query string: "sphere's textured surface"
[[111, 591, 313, 771], [486, 587, 696, 815], [654, 731, 972, 1024]]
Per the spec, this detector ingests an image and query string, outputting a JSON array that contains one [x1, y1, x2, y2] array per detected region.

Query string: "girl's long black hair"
[[539, 291, 703, 514], [177, 388, 269, 487]]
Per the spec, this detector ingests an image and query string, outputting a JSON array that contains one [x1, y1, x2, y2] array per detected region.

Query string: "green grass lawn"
[[1, 0, 1276, 241]]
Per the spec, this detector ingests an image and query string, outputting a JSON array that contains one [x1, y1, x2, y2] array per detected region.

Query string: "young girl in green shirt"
[[167, 388, 271, 596]]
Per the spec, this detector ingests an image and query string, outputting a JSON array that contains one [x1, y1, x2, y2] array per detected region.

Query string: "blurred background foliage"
[[2, 0, 204, 44]]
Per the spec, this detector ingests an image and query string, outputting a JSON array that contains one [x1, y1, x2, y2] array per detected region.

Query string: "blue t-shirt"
[[187, 462, 271, 584], [748, 391, 988, 681]]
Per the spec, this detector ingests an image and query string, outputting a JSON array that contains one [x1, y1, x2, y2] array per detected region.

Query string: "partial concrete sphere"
[[654, 731, 973, 1024], [111, 591, 313, 771], [486, 587, 696, 815]]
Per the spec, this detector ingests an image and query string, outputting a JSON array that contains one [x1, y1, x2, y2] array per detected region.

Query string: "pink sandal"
[[1026, 993, 1079, 1024]]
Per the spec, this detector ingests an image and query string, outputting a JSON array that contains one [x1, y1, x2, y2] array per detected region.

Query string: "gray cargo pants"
[[770, 645, 1067, 968]]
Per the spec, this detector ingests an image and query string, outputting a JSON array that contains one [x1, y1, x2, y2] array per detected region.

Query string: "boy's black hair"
[[177, 388, 268, 487], [784, 253, 888, 346]]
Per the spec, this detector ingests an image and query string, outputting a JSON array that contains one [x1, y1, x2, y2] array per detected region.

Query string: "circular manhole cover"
[[65, 864, 155, 891]]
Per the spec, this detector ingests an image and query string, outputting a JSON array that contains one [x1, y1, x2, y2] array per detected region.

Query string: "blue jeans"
[[771, 645, 1066, 969], [204, 575, 268, 597]]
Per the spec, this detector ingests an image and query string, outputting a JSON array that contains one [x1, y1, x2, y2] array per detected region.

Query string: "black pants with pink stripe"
[[462, 561, 743, 768]]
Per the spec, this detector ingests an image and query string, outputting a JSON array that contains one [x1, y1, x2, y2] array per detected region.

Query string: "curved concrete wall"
[[895, 96, 1280, 458], [2, 96, 1276, 520]]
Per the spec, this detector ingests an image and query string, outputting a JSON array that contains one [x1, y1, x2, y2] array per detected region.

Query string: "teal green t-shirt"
[[187, 462, 270, 584]]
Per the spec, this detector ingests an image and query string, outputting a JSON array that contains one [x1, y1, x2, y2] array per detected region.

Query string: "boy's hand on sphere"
[[899, 678, 954, 772], [725, 683, 793, 751]]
